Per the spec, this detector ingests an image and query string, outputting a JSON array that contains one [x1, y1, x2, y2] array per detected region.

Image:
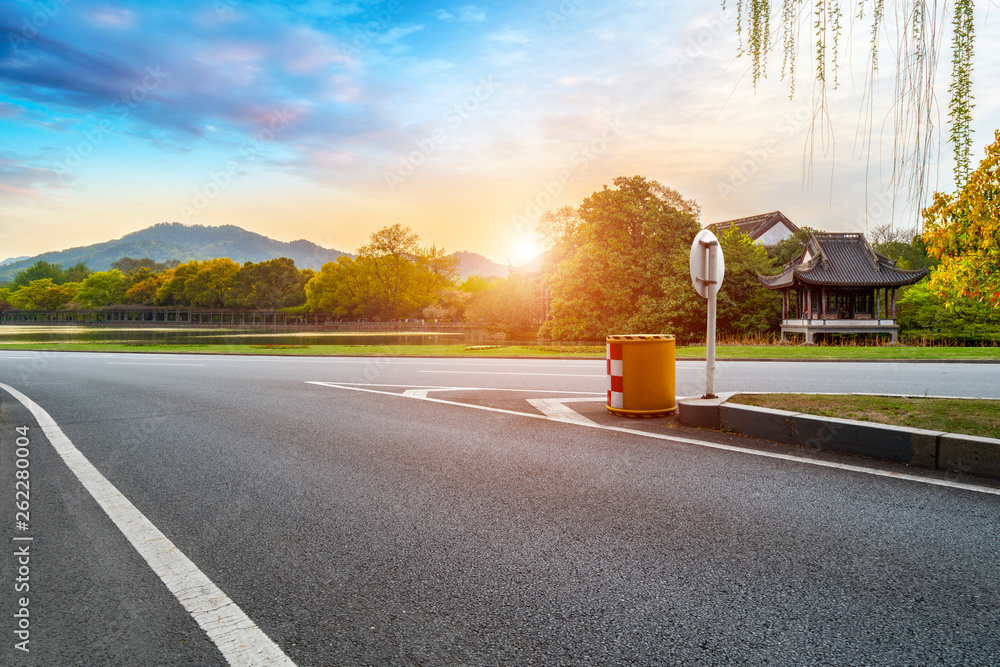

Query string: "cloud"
[[487, 28, 530, 45], [88, 7, 136, 28], [457, 5, 486, 24], [434, 9, 454, 20], [0, 154, 71, 198]]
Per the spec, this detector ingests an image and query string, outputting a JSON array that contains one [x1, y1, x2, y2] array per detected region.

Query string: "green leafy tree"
[[14, 261, 65, 286], [112, 257, 179, 274], [227, 258, 309, 310], [307, 225, 460, 320], [715, 227, 783, 338], [540, 176, 702, 341], [75, 270, 129, 307], [766, 226, 817, 267], [183, 258, 240, 308], [64, 262, 91, 283], [8, 279, 77, 309], [922, 129, 1000, 309], [869, 225, 934, 270], [305, 256, 380, 318], [155, 261, 204, 306]]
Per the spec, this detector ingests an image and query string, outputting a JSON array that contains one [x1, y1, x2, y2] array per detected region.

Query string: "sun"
[[510, 237, 540, 266]]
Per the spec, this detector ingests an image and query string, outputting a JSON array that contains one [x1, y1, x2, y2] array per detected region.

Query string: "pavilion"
[[757, 232, 929, 343]]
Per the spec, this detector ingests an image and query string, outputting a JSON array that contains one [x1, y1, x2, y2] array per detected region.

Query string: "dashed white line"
[[0, 383, 295, 666], [107, 362, 206, 367], [307, 382, 1000, 497]]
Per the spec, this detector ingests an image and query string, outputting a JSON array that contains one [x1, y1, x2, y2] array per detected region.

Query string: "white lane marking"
[[0, 383, 295, 666], [307, 382, 1000, 498], [317, 381, 604, 395], [107, 362, 206, 367], [527, 398, 602, 425], [420, 370, 603, 377]]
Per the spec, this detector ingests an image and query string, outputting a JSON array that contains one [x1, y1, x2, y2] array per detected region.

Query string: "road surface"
[[1, 351, 998, 665]]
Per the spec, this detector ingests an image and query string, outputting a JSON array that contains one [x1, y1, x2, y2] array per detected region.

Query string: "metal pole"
[[705, 242, 717, 398]]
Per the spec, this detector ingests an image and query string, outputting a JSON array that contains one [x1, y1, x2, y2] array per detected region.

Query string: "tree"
[[155, 261, 204, 305], [8, 279, 77, 309], [111, 257, 179, 274], [540, 176, 702, 341], [75, 270, 129, 307], [305, 256, 380, 318], [728, 1, 978, 213], [227, 258, 308, 310], [124, 276, 163, 304], [183, 258, 240, 308], [869, 225, 934, 271], [357, 224, 423, 319], [714, 227, 782, 338], [466, 277, 540, 338], [921, 129, 1000, 308], [766, 226, 817, 267], [14, 261, 65, 286], [64, 262, 91, 283]]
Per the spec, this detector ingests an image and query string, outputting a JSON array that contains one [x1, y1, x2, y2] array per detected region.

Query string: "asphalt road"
[[1, 351, 998, 666]]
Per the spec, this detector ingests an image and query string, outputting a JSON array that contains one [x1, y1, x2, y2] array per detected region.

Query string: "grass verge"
[[730, 393, 1000, 439], [0, 342, 606, 357], [2, 341, 1000, 360]]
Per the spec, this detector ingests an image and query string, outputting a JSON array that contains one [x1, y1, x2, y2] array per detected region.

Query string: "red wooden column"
[[821, 286, 826, 318]]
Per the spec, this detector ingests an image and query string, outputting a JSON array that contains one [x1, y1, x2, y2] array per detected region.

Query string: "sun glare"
[[510, 238, 540, 266]]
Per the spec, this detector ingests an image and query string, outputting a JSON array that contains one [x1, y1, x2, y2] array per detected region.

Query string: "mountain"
[[454, 251, 507, 279], [0, 223, 350, 281], [0, 256, 29, 266]]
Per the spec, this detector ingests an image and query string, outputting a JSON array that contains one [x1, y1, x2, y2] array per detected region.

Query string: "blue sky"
[[1, 0, 998, 263]]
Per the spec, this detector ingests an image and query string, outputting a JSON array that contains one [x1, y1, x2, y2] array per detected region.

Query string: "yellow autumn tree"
[[922, 130, 1000, 308]]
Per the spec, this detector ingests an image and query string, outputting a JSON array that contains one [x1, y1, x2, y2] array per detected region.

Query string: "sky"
[[1, 0, 998, 265]]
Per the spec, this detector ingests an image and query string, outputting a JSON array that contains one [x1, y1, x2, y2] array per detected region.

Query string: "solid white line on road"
[[107, 362, 206, 366], [420, 370, 603, 377], [0, 383, 295, 666], [317, 381, 604, 395], [308, 382, 1000, 498]]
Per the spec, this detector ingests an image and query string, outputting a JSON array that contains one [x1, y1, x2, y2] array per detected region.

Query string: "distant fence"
[[0, 308, 471, 331]]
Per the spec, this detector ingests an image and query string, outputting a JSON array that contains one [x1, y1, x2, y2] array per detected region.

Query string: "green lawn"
[[730, 393, 1000, 439], [0, 342, 606, 357], [1, 341, 999, 360]]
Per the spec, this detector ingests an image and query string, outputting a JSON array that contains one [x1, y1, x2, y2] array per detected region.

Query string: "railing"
[[0, 309, 471, 330], [783, 318, 896, 326]]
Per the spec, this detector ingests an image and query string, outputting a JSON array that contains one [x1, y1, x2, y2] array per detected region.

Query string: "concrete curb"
[[679, 396, 1000, 480]]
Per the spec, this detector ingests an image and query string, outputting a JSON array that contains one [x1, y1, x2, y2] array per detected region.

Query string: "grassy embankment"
[[730, 393, 1000, 440]]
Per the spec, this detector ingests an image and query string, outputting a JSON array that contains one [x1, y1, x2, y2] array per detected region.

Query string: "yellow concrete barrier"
[[606, 334, 676, 417]]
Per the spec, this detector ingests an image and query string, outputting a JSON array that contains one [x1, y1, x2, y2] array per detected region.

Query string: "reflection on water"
[[0, 325, 485, 347]]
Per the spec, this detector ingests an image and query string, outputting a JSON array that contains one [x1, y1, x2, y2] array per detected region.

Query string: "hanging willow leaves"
[[948, 0, 975, 183], [727, 0, 976, 230]]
